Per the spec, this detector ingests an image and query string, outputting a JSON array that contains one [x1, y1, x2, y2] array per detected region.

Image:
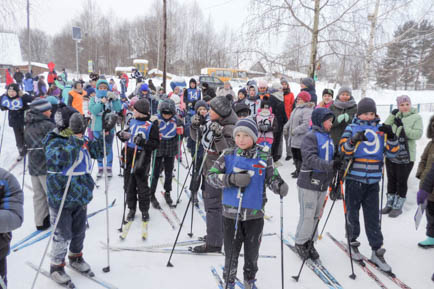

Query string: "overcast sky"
[[19, 0, 249, 36]]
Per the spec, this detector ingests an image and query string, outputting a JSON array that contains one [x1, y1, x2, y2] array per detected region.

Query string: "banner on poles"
[[88, 60, 93, 73]]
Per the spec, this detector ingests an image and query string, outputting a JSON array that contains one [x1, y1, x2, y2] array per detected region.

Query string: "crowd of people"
[[0, 68, 433, 288]]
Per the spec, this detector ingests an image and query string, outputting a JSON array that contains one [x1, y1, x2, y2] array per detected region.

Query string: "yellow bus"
[[200, 67, 248, 82], [133, 59, 149, 75]]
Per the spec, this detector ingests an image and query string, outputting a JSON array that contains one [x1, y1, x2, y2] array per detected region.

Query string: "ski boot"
[[381, 194, 395, 214], [164, 191, 174, 207], [370, 248, 392, 272], [285, 155, 292, 161], [127, 209, 135, 221], [349, 241, 363, 261], [244, 279, 258, 289], [106, 167, 113, 178], [389, 196, 405, 218], [151, 195, 161, 209], [142, 211, 149, 222], [418, 236, 434, 248], [294, 242, 310, 259], [308, 240, 320, 261], [68, 252, 93, 276], [192, 244, 221, 253], [96, 168, 103, 178], [225, 282, 235, 289], [50, 263, 73, 286]]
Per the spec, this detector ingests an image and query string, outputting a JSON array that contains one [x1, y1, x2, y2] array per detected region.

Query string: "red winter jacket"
[[284, 91, 295, 120]]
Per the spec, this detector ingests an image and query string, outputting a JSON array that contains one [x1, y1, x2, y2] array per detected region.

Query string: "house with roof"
[[0, 32, 23, 82]]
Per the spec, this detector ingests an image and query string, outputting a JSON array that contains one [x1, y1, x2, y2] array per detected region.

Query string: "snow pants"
[[385, 159, 414, 198], [150, 156, 175, 196], [0, 233, 11, 285], [50, 205, 87, 265], [12, 125, 25, 156], [203, 180, 223, 248], [93, 129, 114, 169], [30, 175, 50, 227], [345, 180, 383, 251], [295, 187, 327, 244], [223, 217, 264, 284], [124, 162, 151, 214], [426, 200, 434, 238], [283, 122, 292, 158]]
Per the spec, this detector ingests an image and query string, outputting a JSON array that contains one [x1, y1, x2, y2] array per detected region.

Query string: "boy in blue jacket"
[[340, 97, 399, 272], [208, 117, 288, 289]]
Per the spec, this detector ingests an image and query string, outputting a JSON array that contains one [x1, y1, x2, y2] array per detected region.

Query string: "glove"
[[332, 159, 343, 172], [116, 130, 131, 142], [191, 114, 201, 127], [133, 132, 146, 145], [394, 117, 403, 127], [107, 91, 119, 101], [417, 189, 429, 205], [329, 183, 342, 201], [391, 109, 399, 115], [210, 122, 223, 137], [337, 113, 349, 123], [228, 172, 252, 188], [278, 182, 288, 197], [378, 124, 395, 139], [350, 130, 368, 144], [176, 126, 184, 135]]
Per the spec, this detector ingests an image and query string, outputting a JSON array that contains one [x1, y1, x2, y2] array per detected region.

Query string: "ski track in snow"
[[1, 81, 433, 288]]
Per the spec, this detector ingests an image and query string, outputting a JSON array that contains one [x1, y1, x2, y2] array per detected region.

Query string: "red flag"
[[48, 62, 55, 72], [5, 69, 14, 86]]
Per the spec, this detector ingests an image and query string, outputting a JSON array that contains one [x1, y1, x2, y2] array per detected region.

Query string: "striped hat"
[[30, 98, 52, 112], [233, 117, 258, 143]]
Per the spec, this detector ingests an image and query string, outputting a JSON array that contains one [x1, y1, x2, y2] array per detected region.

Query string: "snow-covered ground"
[[1, 80, 434, 288]]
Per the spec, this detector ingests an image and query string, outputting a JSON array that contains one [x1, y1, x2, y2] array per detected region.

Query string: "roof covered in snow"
[[15, 61, 48, 68], [0, 33, 23, 66]]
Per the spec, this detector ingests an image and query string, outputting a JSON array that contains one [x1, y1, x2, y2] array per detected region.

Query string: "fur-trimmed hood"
[[428, 115, 434, 139]]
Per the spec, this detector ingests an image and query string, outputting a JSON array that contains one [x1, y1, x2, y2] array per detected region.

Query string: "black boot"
[[127, 209, 135, 221], [192, 244, 221, 253], [142, 211, 149, 222], [308, 240, 320, 260], [150, 195, 161, 209], [37, 214, 51, 231], [164, 191, 174, 207], [295, 242, 310, 259]]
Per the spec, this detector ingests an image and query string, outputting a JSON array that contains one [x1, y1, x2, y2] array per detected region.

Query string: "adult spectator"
[[300, 77, 317, 105], [13, 68, 24, 89]]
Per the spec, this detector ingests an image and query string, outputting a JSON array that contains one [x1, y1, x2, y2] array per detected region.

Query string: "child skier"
[[208, 117, 288, 289], [149, 99, 183, 208], [43, 104, 104, 285], [294, 108, 340, 260], [415, 114, 434, 248], [0, 83, 33, 160], [116, 98, 160, 222], [340, 97, 399, 272], [255, 100, 277, 149]]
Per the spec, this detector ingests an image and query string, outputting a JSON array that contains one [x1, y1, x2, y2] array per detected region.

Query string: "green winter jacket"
[[329, 98, 358, 148], [384, 108, 423, 162], [89, 95, 122, 132], [416, 115, 434, 202]]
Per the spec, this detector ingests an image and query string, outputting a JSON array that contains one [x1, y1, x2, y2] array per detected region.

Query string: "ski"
[[27, 261, 76, 289], [107, 239, 205, 251], [119, 221, 133, 240], [157, 207, 177, 230], [184, 189, 207, 222], [66, 264, 118, 289], [210, 266, 224, 289], [327, 232, 388, 289], [220, 265, 245, 289], [282, 237, 337, 289], [288, 233, 343, 289], [10, 229, 45, 250], [142, 221, 149, 240], [160, 191, 182, 225], [14, 201, 116, 252], [355, 248, 412, 289]]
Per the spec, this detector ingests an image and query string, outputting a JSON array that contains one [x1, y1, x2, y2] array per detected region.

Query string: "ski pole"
[[379, 133, 387, 227], [31, 159, 78, 289], [292, 194, 329, 282], [280, 195, 284, 289], [115, 129, 123, 177], [22, 147, 27, 189], [188, 130, 201, 237], [318, 170, 340, 240], [340, 180, 357, 280], [119, 144, 138, 232], [102, 129, 111, 273], [0, 111, 7, 157], [182, 140, 190, 169], [176, 134, 181, 201]]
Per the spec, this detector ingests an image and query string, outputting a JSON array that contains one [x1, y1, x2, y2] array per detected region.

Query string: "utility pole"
[[162, 0, 167, 90], [27, 0, 32, 73], [72, 27, 82, 78]]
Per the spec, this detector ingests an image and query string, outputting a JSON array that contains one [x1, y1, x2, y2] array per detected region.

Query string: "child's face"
[[235, 131, 254, 150], [238, 92, 245, 100], [339, 92, 350, 102], [174, 87, 180, 94], [282, 82, 288, 89], [358, 112, 375, 121], [98, 84, 108, 91], [133, 109, 146, 118], [7, 88, 17, 98], [296, 98, 305, 105], [197, 107, 208, 117], [323, 118, 333, 131], [399, 102, 411, 113], [249, 87, 256, 97], [42, 110, 52, 118], [323, 94, 333, 104], [209, 109, 220, 121]]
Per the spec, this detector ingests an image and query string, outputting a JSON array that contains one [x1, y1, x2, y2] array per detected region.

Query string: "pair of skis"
[[326, 232, 412, 289], [11, 200, 116, 252], [27, 261, 118, 289], [119, 219, 149, 240]]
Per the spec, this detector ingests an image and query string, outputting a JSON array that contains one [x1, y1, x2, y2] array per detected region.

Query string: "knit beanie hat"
[[280, 77, 289, 86], [311, 108, 335, 127], [54, 103, 79, 131], [7, 83, 20, 94], [357, 97, 377, 116], [194, 100, 208, 111], [322, 88, 334, 98], [233, 117, 258, 143], [86, 87, 96, 96], [257, 79, 268, 88], [297, 91, 311, 103], [159, 98, 176, 115], [209, 95, 233, 118], [30, 98, 52, 113], [96, 79, 109, 90], [134, 98, 150, 115], [233, 102, 251, 116], [337, 86, 352, 97], [301, 77, 314, 88], [270, 80, 284, 101], [396, 95, 411, 106], [140, 83, 149, 93]]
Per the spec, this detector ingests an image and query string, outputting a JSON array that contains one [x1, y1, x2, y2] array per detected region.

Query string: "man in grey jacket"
[[0, 168, 24, 285]]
